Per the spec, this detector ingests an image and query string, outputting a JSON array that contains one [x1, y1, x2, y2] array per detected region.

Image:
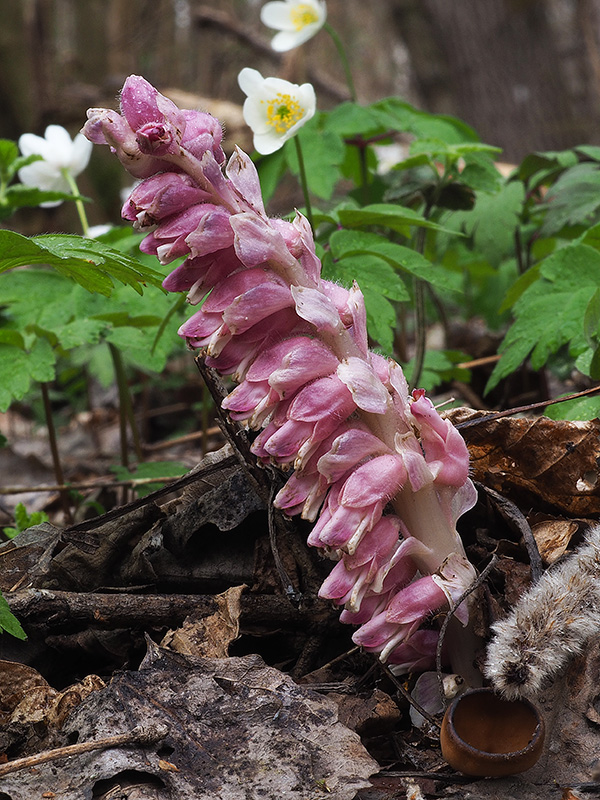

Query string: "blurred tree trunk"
[[392, 0, 600, 160]]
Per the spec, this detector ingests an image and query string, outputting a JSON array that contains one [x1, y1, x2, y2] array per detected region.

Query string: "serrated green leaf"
[[487, 243, 600, 391], [256, 148, 287, 205], [3, 184, 76, 209], [0, 338, 56, 411], [0, 231, 164, 295], [336, 203, 459, 235], [329, 229, 461, 292]]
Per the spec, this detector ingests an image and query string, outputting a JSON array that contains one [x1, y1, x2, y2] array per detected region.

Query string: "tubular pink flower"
[[122, 173, 211, 227], [84, 77, 480, 679]]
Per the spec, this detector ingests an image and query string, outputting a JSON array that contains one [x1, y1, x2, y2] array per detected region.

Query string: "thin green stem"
[[40, 382, 72, 523], [409, 277, 426, 391], [62, 169, 89, 237], [323, 22, 357, 102], [294, 136, 314, 231], [108, 343, 144, 466]]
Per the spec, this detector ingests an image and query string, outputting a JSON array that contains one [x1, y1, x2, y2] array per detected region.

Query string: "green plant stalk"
[[62, 169, 89, 237], [323, 21, 357, 102], [108, 343, 144, 466], [40, 382, 72, 523], [294, 136, 314, 231]]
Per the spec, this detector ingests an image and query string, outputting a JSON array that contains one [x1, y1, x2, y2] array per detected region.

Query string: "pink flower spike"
[[410, 390, 470, 486], [387, 629, 440, 673], [317, 427, 389, 484], [337, 357, 390, 414], [385, 575, 447, 625], [82, 108, 162, 178], [291, 285, 344, 335], [119, 75, 181, 135], [243, 336, 339, 399], [339, 454, 406, 510], [352, 610, 413, 654], [230, 212, 299, 271], [180, 109, 226, 165], [122, 173, 210, 227], [226, 147, 266, 217]]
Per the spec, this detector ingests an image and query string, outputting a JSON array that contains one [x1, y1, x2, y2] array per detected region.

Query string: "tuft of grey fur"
[[485, 524, 600, 700]]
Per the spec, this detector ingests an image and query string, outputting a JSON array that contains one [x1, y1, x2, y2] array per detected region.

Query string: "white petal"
[[18, 132, 49, 159], [18, 160, 63, 190], [253, 130, 287, 155], [238, 67, 265, 98], [69, 133, 93, 175], [270, 30, 306, 52], [242, 99, 270, 134], [260, 2, 295, 30], [44, 125, 75, 166]]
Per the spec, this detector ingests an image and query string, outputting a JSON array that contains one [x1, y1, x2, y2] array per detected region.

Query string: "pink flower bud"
[[123, 173, 210, 227]]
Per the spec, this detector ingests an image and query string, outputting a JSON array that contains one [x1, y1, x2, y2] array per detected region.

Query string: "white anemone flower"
[[18, 124, 93, 207], [238, 68, 316, 155], [260, 0, 327, 52]]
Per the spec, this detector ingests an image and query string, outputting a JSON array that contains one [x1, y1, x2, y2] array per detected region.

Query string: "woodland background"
[[4, 0, 600, 226]]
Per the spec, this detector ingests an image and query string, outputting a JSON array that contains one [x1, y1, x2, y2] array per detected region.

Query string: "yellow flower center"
[[264, 93, 306, 134], [291, 4, 319, 31]]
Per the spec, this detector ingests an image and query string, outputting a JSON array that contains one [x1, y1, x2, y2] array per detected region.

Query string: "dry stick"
[[0, 475, 195, 496], [435, 554, 499, 708], [5, 589, 314, 630], [453, 383, 600, 430], [0, 724, 167, 778], [477, 482, 543, 583], [377, 660, 441, 729]]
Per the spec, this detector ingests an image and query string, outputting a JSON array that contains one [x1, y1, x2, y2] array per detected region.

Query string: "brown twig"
[[0, 724, 167, 778], [453, 383, 600, 430], [435, 555, 498, 707], [5, 588, 322, 631]]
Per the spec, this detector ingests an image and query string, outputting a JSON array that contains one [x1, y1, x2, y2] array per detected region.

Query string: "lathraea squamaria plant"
[[83, 75, 479, 677]]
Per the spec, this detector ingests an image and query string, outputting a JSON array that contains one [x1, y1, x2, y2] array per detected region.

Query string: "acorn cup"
[[440, 687, 545, 777]]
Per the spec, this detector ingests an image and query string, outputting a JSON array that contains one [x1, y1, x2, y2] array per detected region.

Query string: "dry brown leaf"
[[447, 410, 600, 516], [529, 517, 582, 564], [0, 650, 378, 800], [160, 584, 245, 658]]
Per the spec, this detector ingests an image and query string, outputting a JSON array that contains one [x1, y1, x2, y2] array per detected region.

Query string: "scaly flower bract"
[[237, 68, 316, 154], [18, 125, 92, 206], [260, 0, 327, 51]]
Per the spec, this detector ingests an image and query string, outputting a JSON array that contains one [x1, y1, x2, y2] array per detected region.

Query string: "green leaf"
[[336, 203, 460, 235], [323, 103, 385, 137], [285, 121, 345, 200], [256, 148, 287, 205], [544, 393, 600, 421], [110, 461, 188, 498], [329, 229, 461, 292], [0, 139, 19, 174], [0, 593, 27, 640], [371, 98, 480, 143], [487, 243, 600, 391], [0, 338, 56, 411], [0, 231, 164, 295]]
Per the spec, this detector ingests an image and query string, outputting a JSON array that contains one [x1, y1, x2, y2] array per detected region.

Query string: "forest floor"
[[0, 357, 600, 800]]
